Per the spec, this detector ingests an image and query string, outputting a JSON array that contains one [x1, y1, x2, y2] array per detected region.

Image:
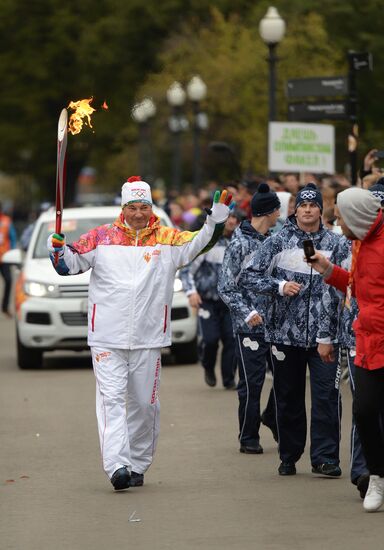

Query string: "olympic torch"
[[54, 108, 68, 265], [54, 98, 102, 264]]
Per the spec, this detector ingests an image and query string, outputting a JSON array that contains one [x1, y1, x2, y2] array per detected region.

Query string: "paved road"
[[1, 314, 384, 550]]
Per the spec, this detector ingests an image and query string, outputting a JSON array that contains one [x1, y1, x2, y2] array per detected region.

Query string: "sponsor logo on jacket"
[[144, 249, 161, 263]]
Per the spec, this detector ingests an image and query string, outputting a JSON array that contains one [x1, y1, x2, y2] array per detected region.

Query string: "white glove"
[[47, 233, 66, 256], [208, 190, 234, 224]]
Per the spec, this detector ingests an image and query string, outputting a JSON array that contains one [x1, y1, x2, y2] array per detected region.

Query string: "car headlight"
[[24, 281, 60, 298], [173, 277, 183, 293]]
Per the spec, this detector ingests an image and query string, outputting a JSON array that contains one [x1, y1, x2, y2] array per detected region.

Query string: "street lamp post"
[[131, 98, 156, 181], [167, 82, 188, 191], [208, 141, 242, 180], [259, 7, 286, 122], [187, 76, 208, 191]]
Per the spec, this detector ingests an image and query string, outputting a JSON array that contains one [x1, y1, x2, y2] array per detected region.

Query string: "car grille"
[[61, 312, 88, 326], [58, 284, 88, 298], [171, 307, 189, 321], [26, 312, 51, 325]]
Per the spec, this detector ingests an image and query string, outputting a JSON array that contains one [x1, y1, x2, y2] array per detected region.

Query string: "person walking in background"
[[47, 177, 233, 491], [241, 183, 342, 477], [0, 201, 17, 318], [309, 188, 384, 512], [219, 184, 280, 454], [236, 178, 261, 220], [180, 212, 240, 389], [272, 191, 292, 233]]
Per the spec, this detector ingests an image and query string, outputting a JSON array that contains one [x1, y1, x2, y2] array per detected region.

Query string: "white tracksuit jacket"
[[52, 212, 223, 348], [50, 211, 224, 478]]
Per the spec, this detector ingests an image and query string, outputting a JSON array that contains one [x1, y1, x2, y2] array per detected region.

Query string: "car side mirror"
[[1, 248, 23, 268]]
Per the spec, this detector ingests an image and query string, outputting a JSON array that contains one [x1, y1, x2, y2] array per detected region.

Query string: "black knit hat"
[[369, 179, 384, 206], [295, 182, 323, 212], [251, 183, 281, 217]]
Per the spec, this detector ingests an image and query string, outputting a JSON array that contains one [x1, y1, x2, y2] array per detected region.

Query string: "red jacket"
[[326, 211, 384, 370]]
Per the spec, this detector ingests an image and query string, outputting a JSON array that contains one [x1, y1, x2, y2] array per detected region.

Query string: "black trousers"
[[0, 262, 11, 313], [198, 299, 236, 387], [270, 343, 341, 465], [235, 334, 276, 446], [346, 351, 368, 483], [354, 366, 384, 477]]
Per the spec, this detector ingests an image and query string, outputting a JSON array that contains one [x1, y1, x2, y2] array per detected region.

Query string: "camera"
[[375, 150, 384, 159], [303, 239, 315, 261]]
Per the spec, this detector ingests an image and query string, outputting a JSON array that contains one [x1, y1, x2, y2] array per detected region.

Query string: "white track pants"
[[91, 347, 162, 479]]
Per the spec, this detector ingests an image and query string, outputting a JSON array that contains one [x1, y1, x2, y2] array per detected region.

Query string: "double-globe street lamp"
[[259, 6, 286, 123], [167, 81, 189, 191], [186, 76, 208, 191], [167, 76, 208, 191], [131, 97, 156, 182]]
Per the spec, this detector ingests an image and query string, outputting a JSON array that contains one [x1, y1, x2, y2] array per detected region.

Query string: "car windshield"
[[33, 218, 115, 259], [32, 212, 171, 259]]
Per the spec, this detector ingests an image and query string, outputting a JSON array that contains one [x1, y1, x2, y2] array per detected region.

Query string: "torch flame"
[[67, 97, 96, 135]]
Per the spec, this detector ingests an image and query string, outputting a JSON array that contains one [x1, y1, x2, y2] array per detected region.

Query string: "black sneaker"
[[278, 462, 296, 476], [224, 381, 237, 390], [357, 474, 370, 499], [311, 463, 342, 477], [260, 412, 279, 442], [204, 371, 217, 387], [240, 443, 263, 454], [130, 472, 144, 487], [111, 466, 131, 491]]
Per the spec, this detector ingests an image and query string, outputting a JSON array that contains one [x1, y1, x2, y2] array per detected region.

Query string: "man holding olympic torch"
[[47, 177, 233, 491]]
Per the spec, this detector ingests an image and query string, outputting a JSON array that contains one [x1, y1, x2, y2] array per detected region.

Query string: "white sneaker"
[[363, 475, 384, 512]]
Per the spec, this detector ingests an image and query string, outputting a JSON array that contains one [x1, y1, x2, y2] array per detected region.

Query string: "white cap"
[[121, 176, 152, 206]]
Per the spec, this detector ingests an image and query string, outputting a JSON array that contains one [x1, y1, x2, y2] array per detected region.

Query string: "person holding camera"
[[241, 183, 342, 477], [359, 149, 384, 188]]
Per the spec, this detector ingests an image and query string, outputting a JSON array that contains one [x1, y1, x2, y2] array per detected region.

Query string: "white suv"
[[3, 205, 198, 368]]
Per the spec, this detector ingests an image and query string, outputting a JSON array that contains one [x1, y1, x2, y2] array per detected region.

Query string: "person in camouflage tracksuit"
[[180, 213, 240, 389], [218, 184, 281, 454], [325, 234, 369, 497], [241, 183, 342, 477]]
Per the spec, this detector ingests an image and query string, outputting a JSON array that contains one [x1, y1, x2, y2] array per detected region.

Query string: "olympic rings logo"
[[371, 190, 384, 201], [131, 189, 147, 198], [300, 190, 317, 200]]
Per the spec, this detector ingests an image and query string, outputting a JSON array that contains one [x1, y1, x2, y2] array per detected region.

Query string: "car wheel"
[[16, 330, 43, 369], [172, 338, 198, 365]]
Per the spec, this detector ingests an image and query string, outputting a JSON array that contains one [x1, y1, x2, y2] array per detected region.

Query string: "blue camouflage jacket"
[[323, 236, 358, 349], [218, 220, 268, 336], [241, 215, 341, 348], [180, 234, 232, 301]]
